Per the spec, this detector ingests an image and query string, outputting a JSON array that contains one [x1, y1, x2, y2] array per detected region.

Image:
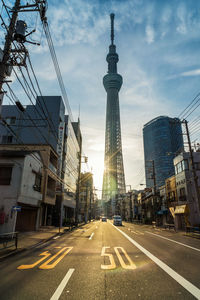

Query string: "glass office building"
[[143, 116, 184, 189]]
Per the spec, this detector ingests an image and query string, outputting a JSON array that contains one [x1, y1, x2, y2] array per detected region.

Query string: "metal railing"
[[47, 188, 55, 198], [0, 232, 18, 250]]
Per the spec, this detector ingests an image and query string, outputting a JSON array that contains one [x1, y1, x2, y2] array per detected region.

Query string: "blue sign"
[[12, 206, 21, 212]]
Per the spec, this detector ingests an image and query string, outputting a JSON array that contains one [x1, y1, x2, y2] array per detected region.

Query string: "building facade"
[[173, 152, 200, 227], [0, 96, 82, 230], [143, 116, 183, 189], [0, 144, 59, 233]]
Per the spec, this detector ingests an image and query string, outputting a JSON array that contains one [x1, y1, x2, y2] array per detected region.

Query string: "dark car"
[[101, 217, 107, 222]]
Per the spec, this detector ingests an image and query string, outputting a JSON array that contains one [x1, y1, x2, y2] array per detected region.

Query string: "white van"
[[113, 215, 122, 226]]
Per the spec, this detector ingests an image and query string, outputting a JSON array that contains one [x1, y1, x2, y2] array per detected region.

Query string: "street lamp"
[[75, 154, 88, 226]]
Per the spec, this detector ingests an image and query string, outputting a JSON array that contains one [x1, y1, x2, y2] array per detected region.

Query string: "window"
[[183, 159, 189, 171], [5, 117, 16, 125], [180, 187, 186, 196], [0, 165, 13, 185], [175, 164, 178, 175], [2, 135, 13, 144], [33, 173, 42, 192], [194, 162, 200, 170]]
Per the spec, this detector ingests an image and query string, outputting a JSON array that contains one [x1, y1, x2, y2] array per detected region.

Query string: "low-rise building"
[[0, 149, 42, 233], [173, 152, 200, 227], [0, 144, 58, 232]]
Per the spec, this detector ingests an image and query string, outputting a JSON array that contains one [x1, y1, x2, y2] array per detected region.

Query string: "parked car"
[[113, 215, 122, 226], [101, 217, 107, 222]]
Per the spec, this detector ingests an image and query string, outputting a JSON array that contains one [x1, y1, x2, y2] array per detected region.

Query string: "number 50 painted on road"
[[101, 247, 136, 270]]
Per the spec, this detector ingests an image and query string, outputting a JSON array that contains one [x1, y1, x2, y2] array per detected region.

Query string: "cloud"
[[145, 25, 155, 44], [3, 0, 200, 192], [181, 69, 200, 77], [167, 69, 200, 80]]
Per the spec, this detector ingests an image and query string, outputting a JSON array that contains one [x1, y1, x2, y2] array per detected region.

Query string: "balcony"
[[49, 162, 57, 174], [179, 195, 187, 202], [47, 188, 55, 198]]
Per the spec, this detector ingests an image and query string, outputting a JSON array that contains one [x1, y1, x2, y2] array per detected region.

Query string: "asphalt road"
[[1, 221, 200, 300]]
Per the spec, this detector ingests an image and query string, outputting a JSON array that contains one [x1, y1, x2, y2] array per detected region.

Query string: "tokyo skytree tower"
[[102, 13, 126, 212]]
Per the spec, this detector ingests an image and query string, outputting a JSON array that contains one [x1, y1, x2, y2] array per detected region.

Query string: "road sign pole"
[[12, 210, 17, 238]]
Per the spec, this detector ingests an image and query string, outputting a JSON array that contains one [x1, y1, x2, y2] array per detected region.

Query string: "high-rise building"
[[102, 14, 126, 213], [143, 116, 184, 189]]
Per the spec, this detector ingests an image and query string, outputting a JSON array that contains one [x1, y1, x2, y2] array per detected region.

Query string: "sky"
[[2, 0, 200, 196]]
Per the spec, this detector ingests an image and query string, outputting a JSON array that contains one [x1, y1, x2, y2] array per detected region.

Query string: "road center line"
[[145, 231, 200, 252], [50, 268, 75, 300], [111, 224, 200, 299], [89, 232, 94, 240]]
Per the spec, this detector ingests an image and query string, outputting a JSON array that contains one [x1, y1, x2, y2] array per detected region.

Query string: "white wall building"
[[0, 150, 43, 233]]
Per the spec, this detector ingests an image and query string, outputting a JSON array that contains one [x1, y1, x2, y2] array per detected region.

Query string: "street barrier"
[[0, 232, 18, 250], [186, 226, 200, 238]]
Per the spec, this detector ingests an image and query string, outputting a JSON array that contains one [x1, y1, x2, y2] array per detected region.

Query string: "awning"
[[174, 205, 186, 214], [169, 207, 175, 218], [156, 209, 168, 215]]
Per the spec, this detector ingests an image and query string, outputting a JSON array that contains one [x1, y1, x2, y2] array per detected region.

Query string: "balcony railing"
[[49, 162, 57, 174], [47, 188, 55, 198], [179, 195, 187, 202]]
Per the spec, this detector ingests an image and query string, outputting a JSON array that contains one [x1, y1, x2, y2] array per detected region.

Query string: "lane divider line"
[[111, 223, 200, 299], [53, 236, 60, 240], [89, 232, 94, 240], [50, 268, 75, 300], [145, 231, 200, 252]]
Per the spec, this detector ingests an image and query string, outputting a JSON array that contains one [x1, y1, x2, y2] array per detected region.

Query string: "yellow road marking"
[[101, 246, 116, 270], [39, 247, 73, 269], [114, 247, 136, 270], [17, 251, 51, 270]]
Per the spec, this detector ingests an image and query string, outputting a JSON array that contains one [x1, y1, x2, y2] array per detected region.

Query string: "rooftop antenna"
[[78, 104, 80, 119], [110, 13, 115, 45]]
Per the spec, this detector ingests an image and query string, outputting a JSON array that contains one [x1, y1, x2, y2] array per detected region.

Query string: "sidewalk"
[[0, 225, 72, 260]]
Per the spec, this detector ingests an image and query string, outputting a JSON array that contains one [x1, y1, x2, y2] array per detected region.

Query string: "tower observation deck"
[[102, 13, 126, 213]]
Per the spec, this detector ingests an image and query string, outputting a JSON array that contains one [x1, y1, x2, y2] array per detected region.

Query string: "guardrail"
[[164, 223, 176, 231], [0, 232, 18, 250], [186, 226, 200, 238], [132, 220, 142, 224]]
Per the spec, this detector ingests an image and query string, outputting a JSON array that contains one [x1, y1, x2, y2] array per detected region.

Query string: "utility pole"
[[0, 0, 46, 116], [0, 0, 21, 115], [146, 160, 157, 221], [183, 119, 200, 210], [152, 160, 156, 195], [75, 152, 81, 226]]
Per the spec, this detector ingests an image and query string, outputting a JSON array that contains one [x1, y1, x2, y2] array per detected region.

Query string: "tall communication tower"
[[102, 13, 126, 214]]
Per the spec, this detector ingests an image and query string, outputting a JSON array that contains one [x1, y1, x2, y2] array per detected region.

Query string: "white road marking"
[[131, 230, 144, 235], [53, 236, 60, 240], [145, 231, 200, 252], [112, 224, 200, 299], [50, 268, 75, 300], [131, 231, 138, 235], [89, 232, 94, 240]]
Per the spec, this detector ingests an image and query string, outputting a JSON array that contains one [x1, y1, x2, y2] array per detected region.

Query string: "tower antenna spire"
[[110, 13, 115, 45]]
